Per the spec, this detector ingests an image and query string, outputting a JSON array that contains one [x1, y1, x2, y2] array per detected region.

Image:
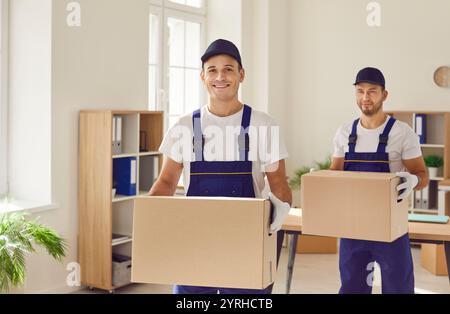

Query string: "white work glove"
[[396, 172, 419, 201], [268, 192, 291, 233]]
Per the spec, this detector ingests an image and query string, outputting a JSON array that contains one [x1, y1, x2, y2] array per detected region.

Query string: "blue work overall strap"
[[376, 118, 397, 153], [192, 109, 204, 162], [238, 105, 252, 162], [348, 119, 359, 153]]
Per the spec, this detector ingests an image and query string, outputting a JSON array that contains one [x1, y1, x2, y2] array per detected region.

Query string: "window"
[[0, 0, 8, 197], [149, 0, 206, 129]]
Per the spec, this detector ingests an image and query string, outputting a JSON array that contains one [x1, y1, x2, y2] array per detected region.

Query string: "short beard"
[[359, 102, 383, 117]]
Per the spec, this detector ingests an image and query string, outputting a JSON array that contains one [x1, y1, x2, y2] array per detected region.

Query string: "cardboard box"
[[301, 170, 408, 242], [421, 244, 448, 276], [297, 235, 338, 254], [131, 196, 277, 289]]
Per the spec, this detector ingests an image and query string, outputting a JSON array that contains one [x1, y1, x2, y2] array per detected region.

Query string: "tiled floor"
[[77, 246, 450, 294]]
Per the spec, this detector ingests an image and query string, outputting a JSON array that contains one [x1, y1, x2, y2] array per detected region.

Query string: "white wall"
[[207, 0, 241, 48], [19, 0, 149, 293], [286, 0, 450, 175], [0, 0, 8, 195], [8, 0, 52, 203]]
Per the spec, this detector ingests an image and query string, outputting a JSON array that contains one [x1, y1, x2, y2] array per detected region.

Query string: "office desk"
[[281, 208, 450, 294]]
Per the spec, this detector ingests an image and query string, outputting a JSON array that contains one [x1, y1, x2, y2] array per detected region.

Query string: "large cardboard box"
[[131, 196, 277, 289], [296, 235, 338, 254], [421, 244, 448, 276], [301, 170, 408, 242]]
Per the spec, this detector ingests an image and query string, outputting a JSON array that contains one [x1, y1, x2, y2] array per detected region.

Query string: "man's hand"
[[269, 192, 291, 233], [396, 172, 419, 201]]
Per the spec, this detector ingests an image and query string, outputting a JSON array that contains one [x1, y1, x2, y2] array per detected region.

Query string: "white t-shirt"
[[159, 105, 289, 198], [333, 116, 422, 173]]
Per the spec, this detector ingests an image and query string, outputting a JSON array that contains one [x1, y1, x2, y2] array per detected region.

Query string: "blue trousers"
[[339, 234, 414, 294]]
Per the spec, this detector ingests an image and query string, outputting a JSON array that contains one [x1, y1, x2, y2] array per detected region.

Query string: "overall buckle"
[[348, 135, 357, 145], [379, 135, 389, 145]]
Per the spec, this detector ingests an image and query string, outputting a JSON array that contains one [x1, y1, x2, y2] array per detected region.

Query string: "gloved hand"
[[396, 172, 419, 201], [268, 192, 291, 233]]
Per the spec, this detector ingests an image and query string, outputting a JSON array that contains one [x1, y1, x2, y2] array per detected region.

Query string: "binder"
[[415, 114, 427, 144], [153, 156, 160, 183], [414, 190, 422, 209], [112, 116, 123, 155], [113, 157, 137, 196], [438, 190, 447, 216], [117, 116, 122, 142], [421, 184, 430, 209]]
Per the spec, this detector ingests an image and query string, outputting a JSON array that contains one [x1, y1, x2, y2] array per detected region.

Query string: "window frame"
[[149, 0, 206, 131], [149, 5, 163, 111], [149, 0, 206, 17], [0, 0, 9, 196], [163, 8, 206, 128]]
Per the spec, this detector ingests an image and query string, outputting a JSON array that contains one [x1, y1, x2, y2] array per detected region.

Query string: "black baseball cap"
[[354, 67, 386, 88], [201, 39, 243, 68]]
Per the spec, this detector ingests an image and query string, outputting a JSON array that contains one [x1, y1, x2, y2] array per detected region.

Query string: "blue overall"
[[339, 117, 415, 294], [174, 105, 284, 294]]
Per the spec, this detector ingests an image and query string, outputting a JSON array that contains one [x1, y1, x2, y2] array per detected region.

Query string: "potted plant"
[[0, 212, 66, 292], [289, 156, 332, 189], [424, 155, 444, 178]]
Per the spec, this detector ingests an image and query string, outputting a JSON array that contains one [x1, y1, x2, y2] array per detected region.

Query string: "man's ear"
[[200, 70, 205, 82], [240, 68, 245, 83], [383, 89, 389, 101]]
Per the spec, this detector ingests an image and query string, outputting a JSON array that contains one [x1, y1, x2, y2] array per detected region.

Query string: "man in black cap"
[[330, 67, 429, 294], [150, 39, 292, 294]]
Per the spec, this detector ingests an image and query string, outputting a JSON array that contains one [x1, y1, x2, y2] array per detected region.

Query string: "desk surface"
[[282, 208, 450, 241]]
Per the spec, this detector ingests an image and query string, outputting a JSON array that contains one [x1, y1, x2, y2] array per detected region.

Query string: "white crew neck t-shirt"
[[333, 116, 422, 173], [159, 105, 289, 198]]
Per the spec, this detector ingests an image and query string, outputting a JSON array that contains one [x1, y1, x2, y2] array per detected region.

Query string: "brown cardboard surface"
[[296, 235, 338, 254], [421, 244, 449, 276], [131, 196, 276, 289], [301, 170, 408, 242]]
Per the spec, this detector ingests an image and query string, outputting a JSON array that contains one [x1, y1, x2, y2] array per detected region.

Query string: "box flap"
[[305, 170, 398, 181]]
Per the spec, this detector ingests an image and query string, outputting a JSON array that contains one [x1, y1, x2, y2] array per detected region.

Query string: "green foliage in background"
[[424, 155, 444, 168], [289, 156, 332, 189], [0, 212, 67, 292]]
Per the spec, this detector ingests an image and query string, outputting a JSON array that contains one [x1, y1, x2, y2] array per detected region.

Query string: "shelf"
[[112, 195, 136, 203], [139, 155, 160, 193], [139, 151, 161, 157], [430, 177, 444, 181], [421, 144, 445, 148], [80, 110, 164, 292], [112, 114, 139, 155], [113, 153, 138, 159], [140, 113, 164, 152], [112, 238, 133, 247]]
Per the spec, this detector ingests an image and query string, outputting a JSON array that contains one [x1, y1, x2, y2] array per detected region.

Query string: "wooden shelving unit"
[[78, 110, 163, 292], [386, 111, 450, 216]]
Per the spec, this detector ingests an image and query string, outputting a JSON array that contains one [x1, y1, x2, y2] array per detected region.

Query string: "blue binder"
[[113, 157, 137, 196], [415, 114, 427, 144]]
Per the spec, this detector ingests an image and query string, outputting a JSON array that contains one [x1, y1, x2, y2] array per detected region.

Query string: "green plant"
[[0, 212, 67, 292], [289, 156, 332, 189], [424, 155, 444, 168]]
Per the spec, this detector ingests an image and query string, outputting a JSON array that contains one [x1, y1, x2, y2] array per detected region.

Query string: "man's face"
[[201, 55, 244, 102], [355, 82, 388, 117]]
